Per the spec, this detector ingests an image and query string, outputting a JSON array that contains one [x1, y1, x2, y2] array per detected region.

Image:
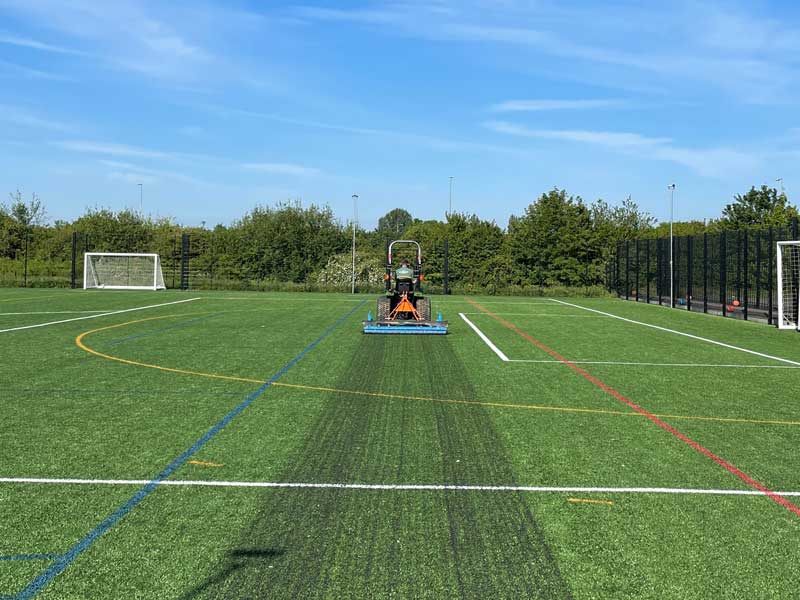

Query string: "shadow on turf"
[[181, 549, 284, 599]]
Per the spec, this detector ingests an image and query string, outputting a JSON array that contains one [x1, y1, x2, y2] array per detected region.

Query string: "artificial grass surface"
[[2, 288, 800, 598]]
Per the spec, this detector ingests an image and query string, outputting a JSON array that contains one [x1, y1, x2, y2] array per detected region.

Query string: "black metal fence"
[[609, 218, 799, 325], [0, 231, 456, 293]]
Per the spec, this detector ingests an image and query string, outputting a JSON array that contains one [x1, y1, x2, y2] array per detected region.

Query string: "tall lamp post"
[[448, 176, 454, 215], [668, 183, 676, 307], [351, 194, 358, 295], [776, 177, 785, 196], [138, 183, 143, 214]]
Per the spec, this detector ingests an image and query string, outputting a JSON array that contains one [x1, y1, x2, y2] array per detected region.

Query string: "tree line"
[[1, 185, 797, 292]]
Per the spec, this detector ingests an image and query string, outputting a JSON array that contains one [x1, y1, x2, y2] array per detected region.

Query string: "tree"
[[376, 209, 413, 238], [506, 188, 596, 286], [719, 185, 798, 229], [72, 208, 155, 253], [8, 190, 46, 228]]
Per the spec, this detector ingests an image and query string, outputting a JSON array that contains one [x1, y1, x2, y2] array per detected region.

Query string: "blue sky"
[[1, 0, 799, 229]]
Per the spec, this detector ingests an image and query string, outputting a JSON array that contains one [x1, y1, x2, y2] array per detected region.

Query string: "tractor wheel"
[[377, 296, 390, 320], [416, 297, 431, 321]]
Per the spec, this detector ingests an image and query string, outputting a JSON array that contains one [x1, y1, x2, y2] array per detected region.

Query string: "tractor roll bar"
[[388, 240, 422, 265]]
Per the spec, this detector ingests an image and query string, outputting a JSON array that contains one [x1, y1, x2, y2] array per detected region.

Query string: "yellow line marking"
[[74, 319, 800, 429], [567, 498, 614, 506], [188, 460, 224, 468], [75, 316, 263, 385], [271, 382, 637, 417], [271, 382, 800, 427]]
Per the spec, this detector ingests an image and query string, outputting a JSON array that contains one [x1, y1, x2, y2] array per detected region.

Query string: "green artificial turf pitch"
[[2, 288, 800, 598]]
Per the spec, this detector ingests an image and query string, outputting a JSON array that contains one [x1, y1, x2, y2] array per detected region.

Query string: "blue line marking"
[[9, 300, 366, 600], [0, 555, 61, 562], [106, 313, 223, 346]]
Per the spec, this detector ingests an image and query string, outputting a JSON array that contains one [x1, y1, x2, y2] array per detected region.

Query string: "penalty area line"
[[1, 477, 800, 496], [0, 298, 202, 334], [550, 299, 800, 367], [507, 359, 800, 369], [459, 313, 509, 361]]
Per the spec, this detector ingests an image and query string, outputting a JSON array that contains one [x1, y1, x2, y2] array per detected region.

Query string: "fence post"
[[209, 232, 215, 291], [634, 238, 639, 301], [755, 230, 761, 310], [443, 239, 450, 295], [23, 229, 29, 288], [657, 238, 663, 305], [743, 229, 749, 320], [687, 236, 693, 311], [70, 231, 78, 289], [720, 231, 727, 317], [671, 236, 678, 308], [180, 233, 190, 291], [703, 232, 708, 313], [172, 234, 177, 289], [645, 239, 651, 303], [768, 227, 774, 325], [735, 229, 742, 306], [625, 241, 630, 300]]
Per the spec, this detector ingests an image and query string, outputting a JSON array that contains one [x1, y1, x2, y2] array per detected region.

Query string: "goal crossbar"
[[777, 241, 800, 330], [83, 252, 166, 291]]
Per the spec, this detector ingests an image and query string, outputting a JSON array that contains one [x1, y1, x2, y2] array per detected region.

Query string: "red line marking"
[[469, 300, 800, 518]]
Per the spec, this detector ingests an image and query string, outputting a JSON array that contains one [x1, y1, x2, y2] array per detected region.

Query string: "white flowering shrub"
[[313, 252, 385, 289]]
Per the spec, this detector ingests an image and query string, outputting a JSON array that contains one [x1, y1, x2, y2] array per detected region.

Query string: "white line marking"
[[0, 310, 108, 316], [0, 298, 202, 333], [551, 299, 800, 367], [437, 300, 558, 305], [217, 297, 364, 302], [460, 313, 608, 317], [507, 359, 800, 369], [1, 477, 799, 496], [459, 313, 509, 361]]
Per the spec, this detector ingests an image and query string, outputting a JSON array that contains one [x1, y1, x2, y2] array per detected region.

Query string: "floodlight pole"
[[776, 177, 784, 196], [138, 183, 143, 214], [668, 183, 676, 307], [448, 176, 454, 215], [352, 194, 358, 294]]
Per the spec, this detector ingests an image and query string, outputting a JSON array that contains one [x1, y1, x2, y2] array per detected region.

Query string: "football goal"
[[777, 241, 800, 330], [83, 253, 166, 290]]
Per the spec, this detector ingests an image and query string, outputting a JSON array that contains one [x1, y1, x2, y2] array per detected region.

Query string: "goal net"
[[84, 253, 166, 290], [777, 241, 800, 330]]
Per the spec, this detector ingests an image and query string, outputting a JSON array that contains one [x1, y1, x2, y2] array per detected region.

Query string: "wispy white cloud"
[[242, 162, 321, 177], [485, 120, 758, 178], [55, 140, 176, 160], [295, 2, 800, 104], [98, 159, 211, 187], [0, 58, 73, 81], [491, 99, 626, 112], [107, 171, 158, 185], [0, 104, 75, 131], [194, 102, 533, 157], [485, 121, 669, 148], [293, 6, 408, 25], [0, 1, 287, 92], [0, 33, 90, 55]]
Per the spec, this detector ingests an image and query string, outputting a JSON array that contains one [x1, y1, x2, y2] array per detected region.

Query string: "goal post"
[[83, 253, 166, 291], [777, 241, 800, 330]]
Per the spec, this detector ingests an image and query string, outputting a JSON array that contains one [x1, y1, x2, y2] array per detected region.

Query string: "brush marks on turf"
[[188, 336, 572, 599]]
